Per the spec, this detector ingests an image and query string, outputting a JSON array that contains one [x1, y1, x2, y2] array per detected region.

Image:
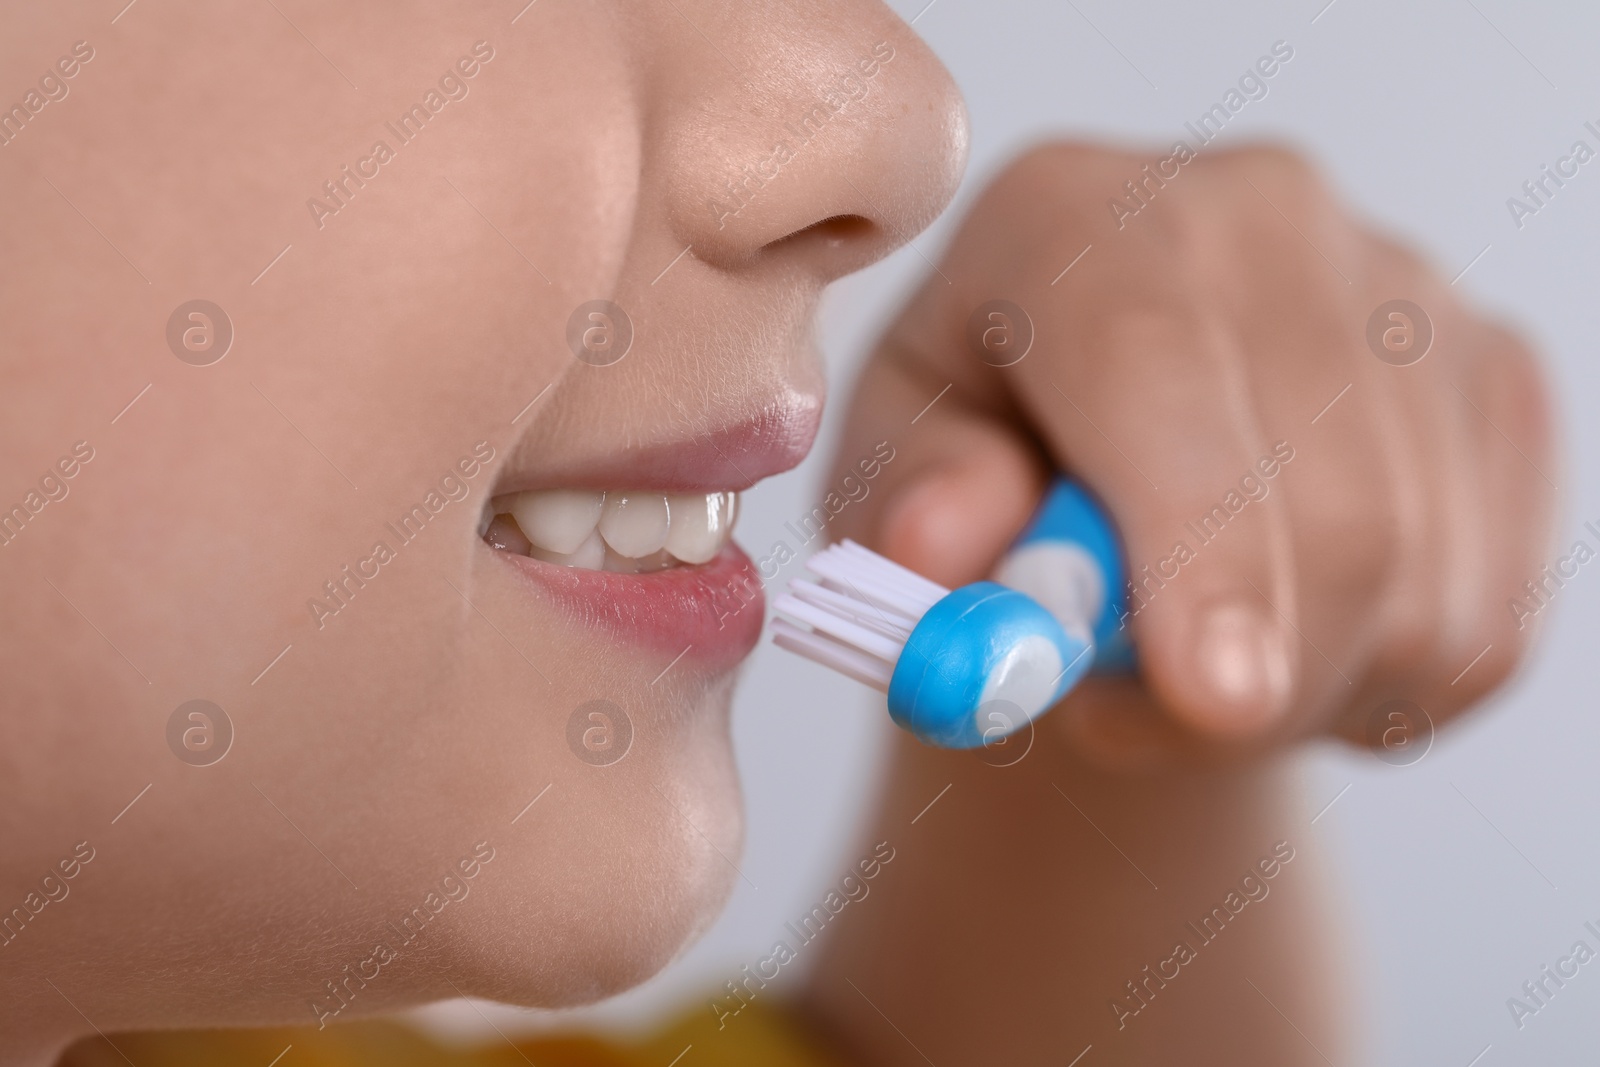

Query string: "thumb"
[[827, 347, 1048, 590], [877, 421, 1046, 589]]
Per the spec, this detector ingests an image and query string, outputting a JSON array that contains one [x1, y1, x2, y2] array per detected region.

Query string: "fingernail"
[[1192, 601, 1293, 735]]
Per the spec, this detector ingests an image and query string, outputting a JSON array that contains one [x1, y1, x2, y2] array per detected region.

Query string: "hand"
[[828, 142, 1557, 765]]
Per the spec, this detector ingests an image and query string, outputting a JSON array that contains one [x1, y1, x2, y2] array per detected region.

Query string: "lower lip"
[[490, 542, 766, 671]]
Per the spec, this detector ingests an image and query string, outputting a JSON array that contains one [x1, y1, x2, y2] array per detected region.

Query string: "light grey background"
[[415, 2, 1600, 1063]]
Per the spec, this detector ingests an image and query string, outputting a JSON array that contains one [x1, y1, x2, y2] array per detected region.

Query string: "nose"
[[642, 1, 969, 281]]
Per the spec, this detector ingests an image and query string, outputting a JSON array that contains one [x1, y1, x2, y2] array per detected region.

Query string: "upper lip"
[[491, 393, 822, 497]]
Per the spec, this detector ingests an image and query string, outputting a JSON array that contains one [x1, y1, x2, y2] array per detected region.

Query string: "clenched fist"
[[829, 142, 1558, 764]]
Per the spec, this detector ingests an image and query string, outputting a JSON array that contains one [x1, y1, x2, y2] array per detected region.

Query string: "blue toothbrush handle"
[[884, 476, 1132, 750], [994, 476, 1135, 674]]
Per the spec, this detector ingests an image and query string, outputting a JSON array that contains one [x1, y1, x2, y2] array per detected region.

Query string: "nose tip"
[[657, 15, 969, 280]]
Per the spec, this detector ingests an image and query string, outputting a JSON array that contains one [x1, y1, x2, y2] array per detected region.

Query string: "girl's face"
[[0, 0, 964, 1047]]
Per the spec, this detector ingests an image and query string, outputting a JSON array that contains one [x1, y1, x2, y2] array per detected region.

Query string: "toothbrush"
[[771, 477, 1132, 749]]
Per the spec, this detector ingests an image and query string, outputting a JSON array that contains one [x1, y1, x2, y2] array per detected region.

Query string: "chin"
[[449, 684, 745, 1009]]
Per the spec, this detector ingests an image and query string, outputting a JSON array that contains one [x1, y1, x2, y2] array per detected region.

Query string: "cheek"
[[3, 0, 740, 1032]]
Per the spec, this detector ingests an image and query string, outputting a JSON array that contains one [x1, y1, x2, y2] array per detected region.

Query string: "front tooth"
[[511, 489, 605, 555], [531, 529, 605, 569], [598, 492, 670, 557], [665, 492, 734, 564]]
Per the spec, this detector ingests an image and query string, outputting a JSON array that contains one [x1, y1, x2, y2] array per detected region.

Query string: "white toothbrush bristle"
[[786, 584, 915, 641], [771, 540, 950, 692], [771, 594, 906, 663], [772, 618, 896, 691]]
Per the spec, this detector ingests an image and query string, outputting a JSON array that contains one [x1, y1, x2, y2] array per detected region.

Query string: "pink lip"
[[495, 398, 822, 495], [491, 543, 765, 670], [482, 399, 817, 669]]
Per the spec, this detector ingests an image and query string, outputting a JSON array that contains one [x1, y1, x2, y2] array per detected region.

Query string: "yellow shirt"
[[59, 1001, 851, 1067]]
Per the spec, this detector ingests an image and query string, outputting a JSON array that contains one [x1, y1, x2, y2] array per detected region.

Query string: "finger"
[[1314, 240, 1556, 743], [1002, 301, 1302, 744], [1409, 319, 1557, 717], [827, 338, 1050, 589], [1206, 221, 1419, 745], [1306, 235, 1462, 742]]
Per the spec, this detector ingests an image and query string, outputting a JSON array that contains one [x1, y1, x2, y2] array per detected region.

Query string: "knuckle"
[[1223, 143, 1321, 187], [1214, 145, 1338, 237], [1006, 139, 1136, 181], [984, 141, 1122, 213], [1364, 231, 1435, 287]]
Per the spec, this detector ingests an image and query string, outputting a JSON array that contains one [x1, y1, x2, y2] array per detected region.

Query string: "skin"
[[803, 145, 1557, 1064], [0, 4, 1555, 1066], [0, 2, 963, 1062], [803, 734, 1357, 1065]]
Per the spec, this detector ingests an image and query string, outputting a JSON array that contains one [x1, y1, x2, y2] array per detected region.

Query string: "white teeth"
[[530, 528, 606, 570], [664, 491, 734, 565], [490, 489, 739, 572], [511, 489, 606, 555], [598, 492, 671, 558]]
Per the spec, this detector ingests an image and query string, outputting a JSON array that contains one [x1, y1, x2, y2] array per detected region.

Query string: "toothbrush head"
[[771, 541, 1093, 749], [887, 580, 1092, 749]]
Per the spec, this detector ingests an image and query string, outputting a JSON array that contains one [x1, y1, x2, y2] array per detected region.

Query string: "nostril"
[[813, 214, 877, 241], [779, 213, 879, 249]]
